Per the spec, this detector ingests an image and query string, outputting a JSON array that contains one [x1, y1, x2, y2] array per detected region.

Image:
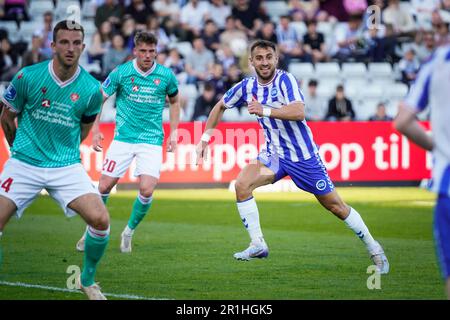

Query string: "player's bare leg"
[[0, 196, 16, 234], [233, 160, 275, 261], [69, 193, 110, 300], [315, 190, 389, 274], [76, 175, 119, 252], [120, 174, 158, 253]]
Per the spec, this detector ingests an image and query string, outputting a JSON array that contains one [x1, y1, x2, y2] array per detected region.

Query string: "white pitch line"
[[0, 281, 172, 300]]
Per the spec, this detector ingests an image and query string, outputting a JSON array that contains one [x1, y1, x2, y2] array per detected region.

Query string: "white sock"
[[123, 225, 134, 237], [344, 207, 377, 251], [138, 193, 152, 205], [87, 225, 110, 239], [236, 197, 264, 244]]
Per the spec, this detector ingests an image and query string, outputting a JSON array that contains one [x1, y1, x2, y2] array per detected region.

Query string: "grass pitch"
[[0, 187, 445, 299]]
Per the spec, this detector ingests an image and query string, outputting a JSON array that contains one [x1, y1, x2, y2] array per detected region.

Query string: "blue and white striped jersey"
[[223, 69, 318, 162], [404, 45, 450, 196]]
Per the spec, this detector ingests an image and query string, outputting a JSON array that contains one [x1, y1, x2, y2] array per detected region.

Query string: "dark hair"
[[53, 20, 85, 42], [250, 39, 277, 55], [306, 19, 317, 27], [308, 79, 318, 87], [204, 82, 215, 92], [134, 31, 158, 46], [336, 84, 344, 91]]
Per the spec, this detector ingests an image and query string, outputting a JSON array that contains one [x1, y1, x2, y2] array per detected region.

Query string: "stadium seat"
[[56, 1, 81, 21], [29, 0, 54, 18], [360, 84, 384, 100], [368, 63, 393, 81], [344, 79, 369, 101], [315, 62, 340, 79], [222, 107, 242, 122], [386, 82, 409, 100], [341, 63, 367, 80], [81, 0, 97, 19], [18, 21, 41, 41], [240, 108, 257, 122], [265, 1, 290, 22], [172, 42, 193, 58], [355, 98, 380, 121], [317, 79, 341, 99], [288, 62, 314, 82]]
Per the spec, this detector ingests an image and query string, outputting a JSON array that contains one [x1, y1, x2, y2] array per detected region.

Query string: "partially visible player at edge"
[[196, 40, 389, 273], [76, 31, 180, 253], [395, 44, 450, 298], [0, 20, 110, 300]]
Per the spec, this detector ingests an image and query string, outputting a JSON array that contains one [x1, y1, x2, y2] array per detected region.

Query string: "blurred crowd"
[[1, 0, 449, 121]]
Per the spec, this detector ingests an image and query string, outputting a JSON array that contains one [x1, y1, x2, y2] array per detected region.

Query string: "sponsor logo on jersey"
[[271, 87, 278, 98], [17, 73, 24, 80], [316, 180, 326, 191], [41, 99, 51, 108], [132, 85, 139, 92], [4, 84, 17, 101], [154, 78, 161, 85], [102, 77, 111, 89], [70, 93, 79, 102]]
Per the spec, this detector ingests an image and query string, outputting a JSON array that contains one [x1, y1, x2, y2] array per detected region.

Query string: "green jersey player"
[[76, 31, 180, 253], [0, 20, 110, 300]]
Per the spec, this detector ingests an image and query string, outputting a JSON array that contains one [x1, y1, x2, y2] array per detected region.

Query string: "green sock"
[[127, 196, 152, 230], [81, 229, 109, 287], [100, 193, 109, 205]]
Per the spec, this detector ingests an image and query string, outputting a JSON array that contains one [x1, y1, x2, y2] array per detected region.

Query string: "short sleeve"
[[84, 85, 103, 117], [101, 67, 120, 98], [167, 70, 179, 97], [1, 69, 28, 113], [279, 73, 304, 104], [223, 81, 245, 109], [403, 62, 433, 113]]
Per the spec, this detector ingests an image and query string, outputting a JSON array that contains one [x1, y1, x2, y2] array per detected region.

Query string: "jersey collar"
[[48, 60, 81, 88], [133, 59, 157, 77]]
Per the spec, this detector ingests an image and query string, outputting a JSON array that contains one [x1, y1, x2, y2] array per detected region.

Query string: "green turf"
[[0, 187, 445, 299]]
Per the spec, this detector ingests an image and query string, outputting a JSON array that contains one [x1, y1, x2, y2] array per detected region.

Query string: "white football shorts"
[[0, 158, 99, 218], [102, 140, 162, 179]]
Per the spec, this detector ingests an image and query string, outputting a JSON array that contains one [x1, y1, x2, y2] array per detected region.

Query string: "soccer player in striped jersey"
[[0, 21, 110, 300], [395, 45, 450, 298], [196, 40, 389, 273], [76, 31, 180, 253]]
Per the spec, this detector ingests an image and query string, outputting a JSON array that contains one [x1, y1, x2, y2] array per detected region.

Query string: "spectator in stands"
[[288, 0, 328, 22], [180, 0, 209, 41], [125, 0, 154, 26], [185, 36, 214, 85], [231, 0, 267, 38], [121, 17, 137, 50], [39, 11, 54, 60], [165, 47, 186, 84], [399, 48, 420, 87], [146, 15, 170, 53], [191, 82, 216, 121], [344, 0, 368, 15], [152, 0, 180, 21], [224, 63, 243, 90], [333, 13, 369, 62], [411, 0, 440, 27], [21, 31, 46, 68], [276, 15, 311, 67], [102, 33, 130, 77], [88, 20, 113, 68], [303, 19, 327, 63], [304, 79, 328, 121], [442, 0, 450, 12], [378, 23, 401, 63], [216, 44, 238, 72], [368, 102, 393, 121], [433, 10, 450, 45], [0, 0, 29, 26], [201, 19, 221, 52], [0, 37, 19, 81], [256, 20, 278, 44], [326, 85, 355, 121], [94, 0, 123, 30], [207, 62, 227, 99], [382, 0, 415, 37], [207, 0, 231, 31], [219, 15, 248, 53], [411, 30, 436, 63]]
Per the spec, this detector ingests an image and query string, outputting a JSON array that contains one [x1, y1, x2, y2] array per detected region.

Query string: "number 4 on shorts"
[[0, 178, 13, 193]]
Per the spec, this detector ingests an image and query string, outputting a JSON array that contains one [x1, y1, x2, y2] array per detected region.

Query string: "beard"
[[255, 67, 275, 81]]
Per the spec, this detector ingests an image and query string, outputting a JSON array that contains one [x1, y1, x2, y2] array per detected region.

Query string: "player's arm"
[[167, 93, 180, 153], [80, 113, 100, 143], [248, 99, 305, 121], [394, 102, 433, 151], [0, 102, 18, 147], [195, 99, 227, 164]]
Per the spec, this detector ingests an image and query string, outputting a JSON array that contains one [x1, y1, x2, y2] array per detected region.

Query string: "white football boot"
[[120, 230, 133, 253], [76, 233, 86, 252], [369, 241, 389, 274], [77, 275, 107, 300], [233, 240, 269, 261]]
